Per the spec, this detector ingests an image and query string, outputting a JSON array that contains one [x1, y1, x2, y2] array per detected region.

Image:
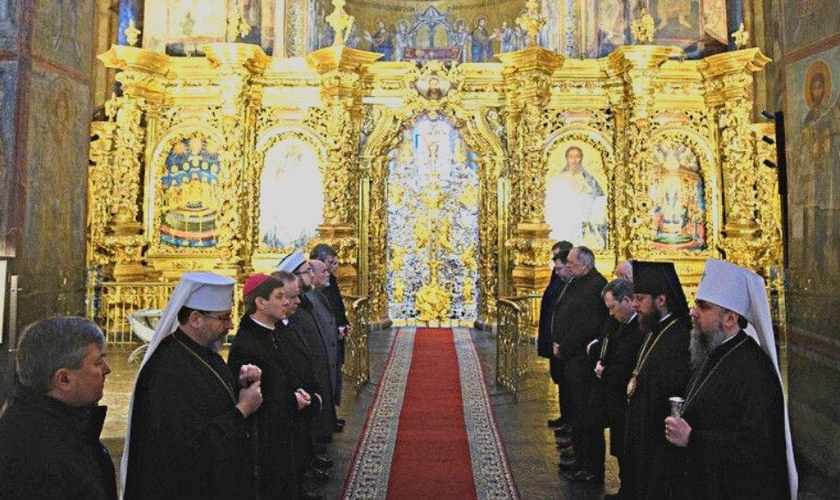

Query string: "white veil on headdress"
[[696, 259, 798, 499], [119, 272, 235, 493]]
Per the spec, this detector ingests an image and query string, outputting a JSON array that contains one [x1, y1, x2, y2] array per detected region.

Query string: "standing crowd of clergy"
[[0, 239, 799, 499], [538, 242, 798, 499]]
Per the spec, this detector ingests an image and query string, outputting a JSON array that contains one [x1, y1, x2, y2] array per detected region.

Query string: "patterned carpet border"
[[454, 328, 520, 499], [342, 328, 415, 500]]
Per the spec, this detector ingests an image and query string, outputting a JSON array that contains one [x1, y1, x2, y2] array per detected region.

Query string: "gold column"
[[307, 45, 381, 298], [205, 43, 269, 271], [607, 45, 680, 259], [97, 46, 170, 280], [358, 105, 402, 326], [699, 48, 771, 269], [499, 47, 565, 295]]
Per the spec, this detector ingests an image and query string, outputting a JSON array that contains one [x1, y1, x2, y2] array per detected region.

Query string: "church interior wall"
[[0, 1, 96, 402], [761, 0, 840, 480]]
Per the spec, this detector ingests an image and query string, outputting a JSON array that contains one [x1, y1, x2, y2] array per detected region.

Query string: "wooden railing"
[[342, 295, 370, 388], [495, 294, 541, 400]]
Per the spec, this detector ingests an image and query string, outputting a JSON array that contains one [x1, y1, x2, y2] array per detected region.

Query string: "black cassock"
[[624, 314, 691, 499], [228, 315, 299, 499], [673, 331, 790, 500], [124, 330, 254, 500], [273, 317, 323, 473], [293, 294, 336, 444]]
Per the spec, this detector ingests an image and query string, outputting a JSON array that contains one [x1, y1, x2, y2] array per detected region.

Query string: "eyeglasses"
[[198, 311, 233, 322], [294, 267, 313, 275]]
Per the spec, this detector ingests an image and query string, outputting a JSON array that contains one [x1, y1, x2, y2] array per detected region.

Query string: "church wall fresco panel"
[[784, 45, 840, 315], [0, 62, 17, 257], [32, 0, 93, 76], [0, 0, 18, 52], [782, 0, 840, 54], [776, 0, 840, 479], [21, 67, 91, 323]]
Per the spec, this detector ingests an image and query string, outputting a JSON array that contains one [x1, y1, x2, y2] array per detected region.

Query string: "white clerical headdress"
[[277, 251, 306, 273], [121, 271, 235, 492], [695, 259, 798, 499], [696, 259, 776, 365], [139, 271, 235, 368]]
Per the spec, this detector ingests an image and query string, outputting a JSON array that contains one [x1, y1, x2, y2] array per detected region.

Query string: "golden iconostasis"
[[88, 29, 781, 337]]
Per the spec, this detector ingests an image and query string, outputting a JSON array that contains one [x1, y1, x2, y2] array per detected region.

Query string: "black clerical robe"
[[624, 314, 691, 499], [273, 318, 323, 472], [228, 315, 299, 499], [538, 271, 564, 359], [124, 330, 254, 500], [292, 294, 336, 443], [323, 273, 348, 404], [674, 331, 790, 500]]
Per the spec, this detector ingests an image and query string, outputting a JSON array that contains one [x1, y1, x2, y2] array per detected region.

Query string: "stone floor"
[[102, 328, 840, 499]]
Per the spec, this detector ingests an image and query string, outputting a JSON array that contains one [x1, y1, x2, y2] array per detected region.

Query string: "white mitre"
[[695, 259, 798, 499], [139, 271, 235, 366], [696, 259, 776, 366]]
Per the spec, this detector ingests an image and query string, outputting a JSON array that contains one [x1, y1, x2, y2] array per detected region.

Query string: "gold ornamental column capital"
[[699, 48, 771, 105], [606, 45, 682, 74], [99, 45, 170, 101], [507, 223, 554, 293], [204, 42, 270, 75], [98, 44, 171, 76], [306, 45, 382, 75], [498, 47, 565, 76]]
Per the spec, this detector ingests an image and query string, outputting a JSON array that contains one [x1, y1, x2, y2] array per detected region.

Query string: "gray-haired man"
[[0, 316, 117, 499]]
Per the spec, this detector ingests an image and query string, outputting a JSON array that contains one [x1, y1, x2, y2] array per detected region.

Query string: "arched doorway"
[[385, 115, 480, 324]]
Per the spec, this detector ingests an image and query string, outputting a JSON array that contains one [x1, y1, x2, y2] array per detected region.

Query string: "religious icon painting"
[[545, 141, 610, 250], [258, 135, 324, 251], [159, 132, 223, 248], [647, 139, 707, 251]]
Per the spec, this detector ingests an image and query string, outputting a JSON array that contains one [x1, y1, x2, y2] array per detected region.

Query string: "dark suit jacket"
[[550, 269, 609, 362], [538, 272, 565, 359]]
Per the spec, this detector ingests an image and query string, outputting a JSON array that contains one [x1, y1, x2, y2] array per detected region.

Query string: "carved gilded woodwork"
[[88, 42, 783, 340]]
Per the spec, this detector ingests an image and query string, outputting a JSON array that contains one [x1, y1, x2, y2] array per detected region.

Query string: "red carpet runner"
[[343, 328, 518, 499], [386, 328, 476, 498]]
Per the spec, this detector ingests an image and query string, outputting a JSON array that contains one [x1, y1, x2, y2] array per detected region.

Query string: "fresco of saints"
[[471, 17, 493, 62], [394, 21, 409, 62], [498, 21, 516, 53], [793, 60, 840, 276], [364, 19, 393, 61], [545, 145, 608, 249], [451, 20, 471, 63]]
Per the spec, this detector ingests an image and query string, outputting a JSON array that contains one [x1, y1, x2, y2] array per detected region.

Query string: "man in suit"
[[584, 278, 645, 499], [538, 241, 573, 430], [551, 246, 609, 483]]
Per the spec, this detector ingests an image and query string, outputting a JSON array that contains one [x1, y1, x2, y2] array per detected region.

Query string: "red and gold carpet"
[[342, 328, 518, 499]]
